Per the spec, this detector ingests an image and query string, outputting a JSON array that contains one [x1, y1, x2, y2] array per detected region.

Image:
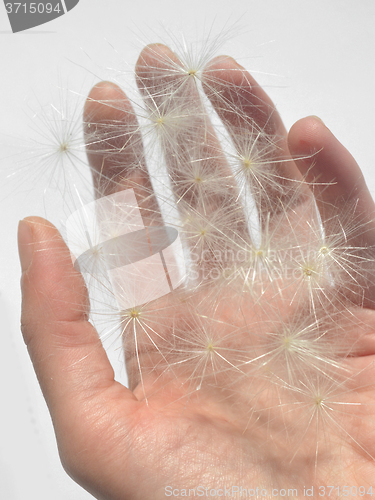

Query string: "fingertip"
[[83, 79, 144, 195], [135, 43, 179, 78], [20, 216, 89, 327], [201, 60, 239, 106], [288, 116, 328, 157], [201, 53, 288, 143], [288, 116, 375, 238], [83, 80, 130, 125], [18, 216, 60, 277], [85, 80, 122, 100], [203, 54, 239, 72]]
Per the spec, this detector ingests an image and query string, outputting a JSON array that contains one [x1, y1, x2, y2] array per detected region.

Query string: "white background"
[[1, 1, 375, 498]]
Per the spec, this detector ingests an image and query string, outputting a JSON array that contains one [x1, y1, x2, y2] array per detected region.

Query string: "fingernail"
[[18, 219, 34, 273]]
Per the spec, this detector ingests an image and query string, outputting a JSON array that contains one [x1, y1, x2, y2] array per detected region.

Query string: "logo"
[[66, 189, 186, 310], [4, 0, 79, 33]]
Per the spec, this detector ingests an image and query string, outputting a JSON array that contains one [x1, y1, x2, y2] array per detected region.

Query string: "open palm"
[[19, 44, 375, 499]]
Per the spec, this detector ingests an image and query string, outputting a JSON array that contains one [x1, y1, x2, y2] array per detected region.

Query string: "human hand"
[[19, 43, 375, 499]]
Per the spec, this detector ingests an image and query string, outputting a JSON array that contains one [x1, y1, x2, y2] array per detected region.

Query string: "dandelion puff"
[[285, 196, 375, 313], [312, 204, 375, 307], [118, 296, 182, 396], [168, 304, 247, 393], [142, 89, 203, 144], [222, 119, 291, 205], [91, 272, 189, 401], [274, 195, 331, 315], [12, 86, 92, 206], [83, 94, 148, 193], [179, 201, 246, 282], [230, 211, 289, 297], [255, 309, 350, 388], [164, 145, 236, 208], [284, 373, 371, 470], [232, 131, 279, 195], [134, 23, 239, 98], [134, 85, 216, 192]]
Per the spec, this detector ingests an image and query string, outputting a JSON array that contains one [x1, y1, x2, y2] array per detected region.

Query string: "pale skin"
[[18, 45, 375, 499]]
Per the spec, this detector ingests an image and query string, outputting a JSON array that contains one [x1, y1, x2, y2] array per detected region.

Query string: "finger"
[[135, 44, 248, 263], [288, 117, 375, 307], [202, 55, 288, 139], [83, 81, 160, 226], [83, 82, 186, 388], [135, 44, 241, 212], [18, 217, 137, 442], [201, 56, 309, 211], [288, 116, 375, 245]]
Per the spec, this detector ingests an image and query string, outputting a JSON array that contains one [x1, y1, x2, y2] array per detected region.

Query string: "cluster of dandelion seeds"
[[33, 34, 375, 470]]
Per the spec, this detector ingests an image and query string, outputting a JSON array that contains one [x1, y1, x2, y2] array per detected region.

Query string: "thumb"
[[18, 217, 137, 477]]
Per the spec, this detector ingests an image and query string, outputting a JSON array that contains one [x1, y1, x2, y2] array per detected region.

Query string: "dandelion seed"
[[14, 87, 92, 206]]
